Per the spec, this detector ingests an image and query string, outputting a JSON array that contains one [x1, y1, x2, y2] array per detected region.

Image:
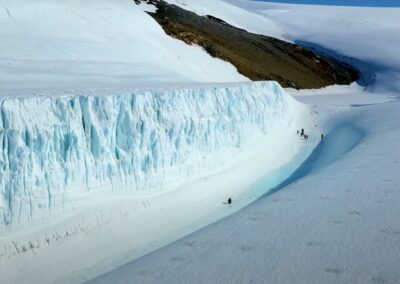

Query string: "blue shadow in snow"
[[295, 40, 379, 90], [295, 41, 400, 94], [255, 0, 400, 7], [261, 124, 364, 198]]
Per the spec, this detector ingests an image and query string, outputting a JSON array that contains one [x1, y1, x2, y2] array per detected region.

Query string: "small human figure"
[[228, 198, 232, 204], [321, 133, 324, 140], [301, 129, 304, 136]]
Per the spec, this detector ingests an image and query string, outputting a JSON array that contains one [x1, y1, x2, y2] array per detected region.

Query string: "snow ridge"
[[0, 82, 302, 230]]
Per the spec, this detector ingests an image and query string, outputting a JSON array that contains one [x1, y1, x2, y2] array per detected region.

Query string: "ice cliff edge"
[[0, 82, 304, 230]]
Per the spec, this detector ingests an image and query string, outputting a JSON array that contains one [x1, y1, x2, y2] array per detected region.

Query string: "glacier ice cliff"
[[0, 82, 303, 229]]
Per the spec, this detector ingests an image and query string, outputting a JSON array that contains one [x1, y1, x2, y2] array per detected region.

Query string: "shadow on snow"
[[261, 124, 364, 198]]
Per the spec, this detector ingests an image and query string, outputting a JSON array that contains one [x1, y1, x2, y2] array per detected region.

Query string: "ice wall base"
[[0, 82, 302, 229]]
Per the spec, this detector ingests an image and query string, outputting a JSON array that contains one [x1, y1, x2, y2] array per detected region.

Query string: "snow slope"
[[0, 0, 247, 90], [227, 0, 400, 92], [163, 0, 285, 39]]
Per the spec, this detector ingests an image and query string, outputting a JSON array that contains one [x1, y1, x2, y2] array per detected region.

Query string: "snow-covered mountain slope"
[[162, 0, 285, 39], [0, 81, 305, 231], [0, 0, 247, 90], [227, 0, 400, 93], [144, 1, 358, 89]]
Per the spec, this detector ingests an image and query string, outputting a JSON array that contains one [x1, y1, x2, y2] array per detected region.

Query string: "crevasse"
[[0, 81, 301, 229]]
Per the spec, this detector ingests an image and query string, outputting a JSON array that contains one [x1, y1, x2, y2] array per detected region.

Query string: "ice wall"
[[0, 82, 303, 229]]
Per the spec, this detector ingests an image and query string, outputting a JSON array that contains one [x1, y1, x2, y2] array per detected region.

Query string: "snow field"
[[0, 0, 247, 90]]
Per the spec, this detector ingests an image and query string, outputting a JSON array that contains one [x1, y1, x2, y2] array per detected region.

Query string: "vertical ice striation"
[[0, 82, 303, 229]]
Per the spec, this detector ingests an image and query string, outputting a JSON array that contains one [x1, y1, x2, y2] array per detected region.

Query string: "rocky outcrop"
[[141, 0, 358, 89]]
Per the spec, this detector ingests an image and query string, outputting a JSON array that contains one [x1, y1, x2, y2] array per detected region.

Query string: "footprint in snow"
[[185, 241, 198, 248], [372, 275, 386, 283], [380, 229, 400, 236], [239, 245, 254, 252], [325, 267, 343, 275], [138, 270, 153, 277], [170, 256, 185, 262], [307, 241, 324, 247], [348, 210, 361, 216]]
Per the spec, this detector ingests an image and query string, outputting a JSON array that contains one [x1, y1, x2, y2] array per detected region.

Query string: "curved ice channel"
[[242, 124, 364, 200]]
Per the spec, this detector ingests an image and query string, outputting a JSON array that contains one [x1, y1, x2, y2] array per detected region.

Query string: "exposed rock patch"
[[137, 0, 358, 89]]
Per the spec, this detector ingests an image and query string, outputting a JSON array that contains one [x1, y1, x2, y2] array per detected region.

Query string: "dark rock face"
[[139, 0, 358, 89]]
